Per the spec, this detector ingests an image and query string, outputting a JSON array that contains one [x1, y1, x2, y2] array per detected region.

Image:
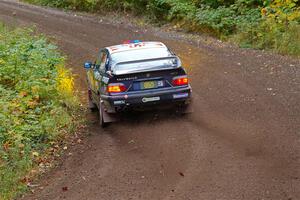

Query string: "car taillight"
[[107, 83, 127, 93], [172, 76, 189, 86]]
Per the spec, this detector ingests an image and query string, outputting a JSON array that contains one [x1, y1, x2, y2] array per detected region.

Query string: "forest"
[[24, 0, 300, 55]]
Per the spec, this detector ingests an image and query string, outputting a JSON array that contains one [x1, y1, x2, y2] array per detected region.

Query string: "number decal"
[[102, 77, 109, 84], [94, 71, 102, 81], [110, 47, 119, 51], [129, 43, 145, 48]]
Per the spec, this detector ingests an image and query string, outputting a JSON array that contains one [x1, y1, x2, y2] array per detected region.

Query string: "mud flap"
[[179, 99, 194, 114], [102, 110, 119, 123], [89, 100, 97, 109], [179, 104, 193, 114], [182, 103, 194, 114]]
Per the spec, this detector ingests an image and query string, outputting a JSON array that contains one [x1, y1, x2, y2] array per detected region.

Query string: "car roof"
[[106, 41, 168, 55]]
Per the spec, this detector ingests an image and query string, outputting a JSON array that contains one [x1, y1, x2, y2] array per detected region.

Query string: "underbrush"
[[0, 24, 80, 200], [24, 0, 300, 56], [233, 1, 300, 55]]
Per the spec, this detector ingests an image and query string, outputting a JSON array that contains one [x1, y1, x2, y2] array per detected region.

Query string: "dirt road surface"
[[0, 0, 299, 199]]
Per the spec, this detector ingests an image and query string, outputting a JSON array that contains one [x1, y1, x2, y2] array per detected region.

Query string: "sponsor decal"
[[173, 93, 189, 99], [114, 100, 125, 105], [117, 77, 138, 81], [142, 97, 160, 103], [102, 77, 109, 84], [94, 72, 102, 81]]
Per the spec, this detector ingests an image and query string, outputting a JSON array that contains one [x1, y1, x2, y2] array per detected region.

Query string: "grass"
[[0, 23, 80, 200]]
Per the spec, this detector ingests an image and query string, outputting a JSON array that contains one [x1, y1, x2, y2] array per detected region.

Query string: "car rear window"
[[111, 48, 172, 62], [110, 48, 179, 75]]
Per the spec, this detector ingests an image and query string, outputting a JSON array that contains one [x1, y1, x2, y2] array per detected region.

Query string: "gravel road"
[[0, 0, 299, 199]]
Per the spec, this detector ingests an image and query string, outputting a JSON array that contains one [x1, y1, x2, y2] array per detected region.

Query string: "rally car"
[[84, 40, 192, 127]]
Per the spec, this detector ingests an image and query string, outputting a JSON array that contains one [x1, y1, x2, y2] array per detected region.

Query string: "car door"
[[94, 49, 108, 95], [90, 51, 102, 93]]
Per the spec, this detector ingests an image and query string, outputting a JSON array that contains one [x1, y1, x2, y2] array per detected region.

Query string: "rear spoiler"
[[112, 56, 181, 75]]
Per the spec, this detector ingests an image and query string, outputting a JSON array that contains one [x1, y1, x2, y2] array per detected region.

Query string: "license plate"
[[142, 81, 156, 89], [141, 80, 164, 90]]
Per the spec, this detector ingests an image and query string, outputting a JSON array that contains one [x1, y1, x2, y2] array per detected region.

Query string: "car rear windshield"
[[111, 48, 179, 75]]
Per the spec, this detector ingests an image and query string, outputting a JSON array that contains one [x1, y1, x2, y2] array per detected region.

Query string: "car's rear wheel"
[[88, 89, 97, 112], [99, 100, 108, 128], [177, 100, 193, 114]]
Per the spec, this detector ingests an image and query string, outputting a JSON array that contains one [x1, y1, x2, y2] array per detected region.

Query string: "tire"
[[88, 90, 97, 112], [99, 101, 108, 128], [178, 100, 193, 114]]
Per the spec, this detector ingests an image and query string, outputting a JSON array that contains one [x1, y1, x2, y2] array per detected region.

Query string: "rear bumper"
[[101, 86, 192, 112]]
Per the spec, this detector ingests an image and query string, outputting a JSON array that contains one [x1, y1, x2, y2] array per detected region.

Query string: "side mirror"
[[106, 71, 113, 77], [84, 62, 92, 69]]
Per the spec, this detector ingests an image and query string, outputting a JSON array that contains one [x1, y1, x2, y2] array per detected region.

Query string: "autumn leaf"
[[32, 152, 39, 157], [2, 142, 11, 151], [19, 91, 28, 97]]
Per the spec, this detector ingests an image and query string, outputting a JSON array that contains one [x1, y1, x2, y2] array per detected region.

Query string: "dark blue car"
[[84, 41, 192, 127]]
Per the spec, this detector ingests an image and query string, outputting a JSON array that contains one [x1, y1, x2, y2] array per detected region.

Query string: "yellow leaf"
[[19, 91, 28, 97], [32, 151, 39, 157]]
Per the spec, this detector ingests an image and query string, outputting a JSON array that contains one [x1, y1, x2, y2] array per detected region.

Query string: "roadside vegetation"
[[24, 0, 300, 56], [0, 24, 80, 200]]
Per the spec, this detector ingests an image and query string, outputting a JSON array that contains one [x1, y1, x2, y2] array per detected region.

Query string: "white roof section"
[[107, 41, 168, 54]]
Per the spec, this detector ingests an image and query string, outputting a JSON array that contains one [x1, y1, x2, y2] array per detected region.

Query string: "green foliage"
[[0, 24, 79, 200], [233, 0, 300, 55], [22, 0, 300, 52], [24, 0, 70, 8], [234, 18, 300, 55], [193, 4, 261, 36]]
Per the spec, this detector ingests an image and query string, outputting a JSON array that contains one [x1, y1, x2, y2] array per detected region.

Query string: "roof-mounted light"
[[123, 40, 142, 44]]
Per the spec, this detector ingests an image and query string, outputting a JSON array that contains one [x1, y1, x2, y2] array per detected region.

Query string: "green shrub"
[[22, 0, 300, 53], [234, 19, 300, 55], [0, 24, 79, 200], [233, 0, 300, 55]]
